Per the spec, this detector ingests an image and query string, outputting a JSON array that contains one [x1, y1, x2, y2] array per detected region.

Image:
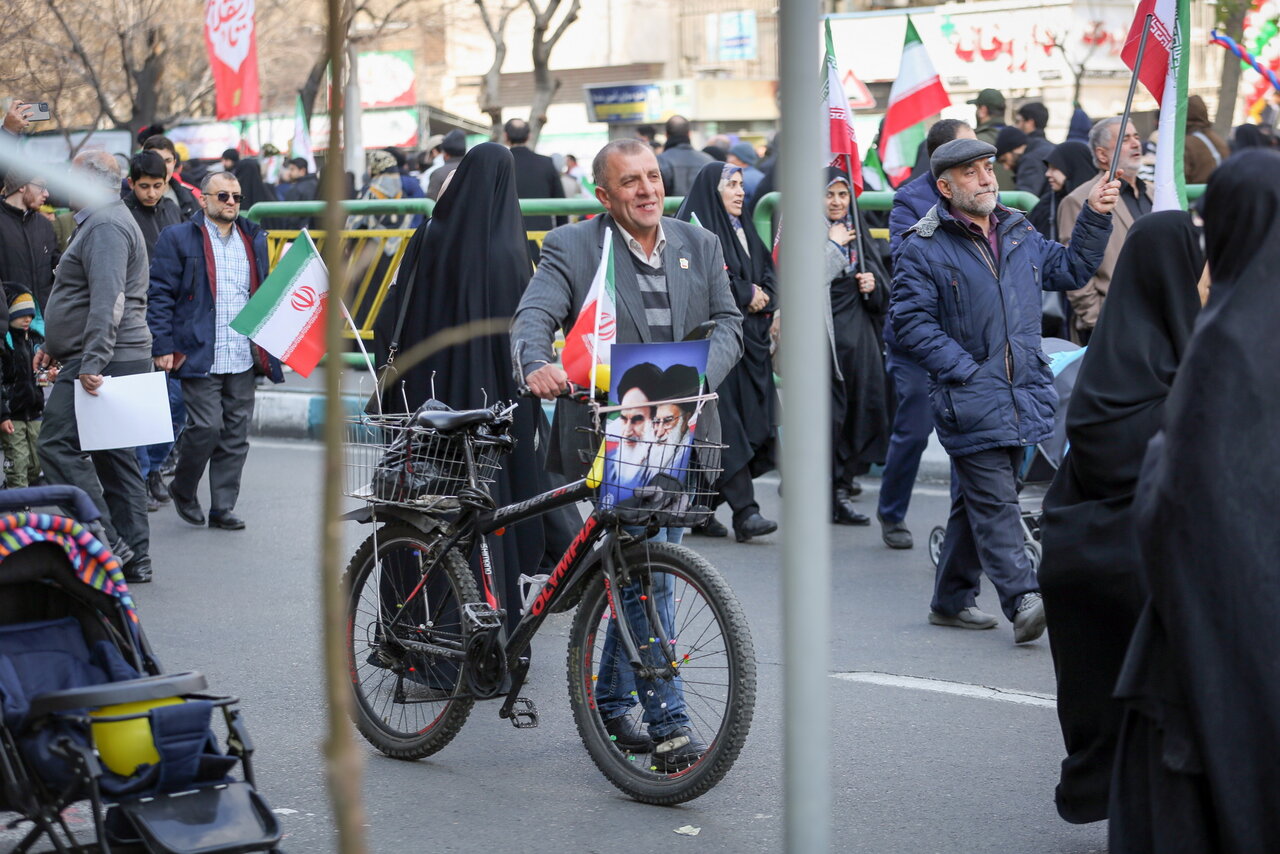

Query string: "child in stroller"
[[0, 485, 281, 853], [927, 340, 1085, 573]]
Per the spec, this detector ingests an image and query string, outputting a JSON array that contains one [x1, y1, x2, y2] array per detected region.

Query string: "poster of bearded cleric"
[[595, 340, 712, 515]]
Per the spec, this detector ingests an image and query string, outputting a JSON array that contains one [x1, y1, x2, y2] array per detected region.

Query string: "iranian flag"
[[823, 19, 863, 195], [1122, 0, 1189, 210], [560, 230, 616, 391], [290, 94, 316, 173], [879, 17, 951, 188], [230, 230, 327, 377]]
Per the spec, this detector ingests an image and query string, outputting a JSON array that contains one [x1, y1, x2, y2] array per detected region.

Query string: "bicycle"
[[340, 390, 756, 804]]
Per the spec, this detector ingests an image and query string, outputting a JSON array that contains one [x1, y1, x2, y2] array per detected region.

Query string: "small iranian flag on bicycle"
[[561, 229, 616, 391], [230, 229, 328, 377]]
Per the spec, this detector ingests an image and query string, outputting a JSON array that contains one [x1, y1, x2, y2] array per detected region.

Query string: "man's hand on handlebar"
[[526, 363, 570, 400]]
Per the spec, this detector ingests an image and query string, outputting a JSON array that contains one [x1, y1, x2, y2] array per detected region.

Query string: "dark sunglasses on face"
[[215, 191, 243, 204]]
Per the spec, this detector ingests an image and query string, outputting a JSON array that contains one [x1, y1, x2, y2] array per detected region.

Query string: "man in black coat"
[[142, 135, 201, 221], [0, 168, 54, 310], [657, 115, 713, 196], [122, 152, 183, 261], [504, 117, 565, 249]]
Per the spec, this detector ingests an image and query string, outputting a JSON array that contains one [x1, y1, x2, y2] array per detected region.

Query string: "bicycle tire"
[[566, 540, 756, 804], [344, 522, 478, 759]]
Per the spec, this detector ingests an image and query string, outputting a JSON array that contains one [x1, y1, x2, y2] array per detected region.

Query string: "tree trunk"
[[479, 40, 507, 140], [301, 58, 329, 124], [526, 0, 580, 148], [1214, 3, 1249, 136], [127, 27, 165, 138]]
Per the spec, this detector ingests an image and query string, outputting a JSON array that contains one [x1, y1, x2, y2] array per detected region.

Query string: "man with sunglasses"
[[148, 170, 283, 533]]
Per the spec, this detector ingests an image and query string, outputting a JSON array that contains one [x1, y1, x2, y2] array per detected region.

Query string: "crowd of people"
[[3, 86, 1280, 846]]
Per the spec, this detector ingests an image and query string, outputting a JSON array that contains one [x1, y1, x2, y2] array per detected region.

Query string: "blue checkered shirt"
[[204, 218, 254, 374]]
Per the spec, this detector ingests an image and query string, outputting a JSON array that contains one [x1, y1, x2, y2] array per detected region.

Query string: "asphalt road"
[[20, 439, 1110, 853]]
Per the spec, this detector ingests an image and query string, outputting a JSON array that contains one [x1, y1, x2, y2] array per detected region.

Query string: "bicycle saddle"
[[414, 408, 496, 432]]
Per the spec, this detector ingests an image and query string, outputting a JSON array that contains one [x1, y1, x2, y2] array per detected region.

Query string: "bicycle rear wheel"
[[344, 521, 478, 759], [566, 540, 756, 804]]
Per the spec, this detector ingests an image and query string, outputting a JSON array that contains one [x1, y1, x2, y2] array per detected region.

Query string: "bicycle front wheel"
[[566, 540, 756, 804], [344, 522, 478, 759]]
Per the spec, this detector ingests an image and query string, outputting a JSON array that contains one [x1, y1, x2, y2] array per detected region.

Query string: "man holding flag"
[[148, 169, 284, 532]]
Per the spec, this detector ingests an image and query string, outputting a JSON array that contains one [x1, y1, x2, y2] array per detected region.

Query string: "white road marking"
[[832, 671, 1057, 708]]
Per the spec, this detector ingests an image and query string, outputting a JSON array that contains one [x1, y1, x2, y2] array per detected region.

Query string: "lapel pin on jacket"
[[679, 257, 689, 269]]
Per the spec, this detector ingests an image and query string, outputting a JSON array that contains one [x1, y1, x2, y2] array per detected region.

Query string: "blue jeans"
[[595, 527, 689, 737], [877, 344, 933, 525]]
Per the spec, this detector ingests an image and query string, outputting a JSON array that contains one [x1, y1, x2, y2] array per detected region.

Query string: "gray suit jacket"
[[511, 213, 743, 476]]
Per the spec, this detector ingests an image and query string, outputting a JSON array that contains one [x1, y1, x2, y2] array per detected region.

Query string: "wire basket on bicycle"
[[584, 391, 724, 528], [345, 402, 510, 508]]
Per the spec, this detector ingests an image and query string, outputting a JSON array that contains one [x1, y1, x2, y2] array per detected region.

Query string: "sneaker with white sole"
[[1012, 592, 1047, 644], [928, 606, 998, 630]]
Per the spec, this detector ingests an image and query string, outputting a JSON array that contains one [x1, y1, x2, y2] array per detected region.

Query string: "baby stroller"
[[927, 339, 1085, 573], [0, 485, 281, 853]]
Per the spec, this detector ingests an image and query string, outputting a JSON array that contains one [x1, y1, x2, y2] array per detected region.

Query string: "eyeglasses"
[[653, 415, 681, 429], [215, 192, 243, 204], [27, 183, 47, 192]]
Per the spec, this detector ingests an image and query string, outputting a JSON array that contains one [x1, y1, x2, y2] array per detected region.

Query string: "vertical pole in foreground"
[[321, 2, 368, 852], [780, 1, 831, 852]]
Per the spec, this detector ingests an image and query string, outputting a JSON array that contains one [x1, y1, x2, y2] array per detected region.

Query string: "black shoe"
[[877, 513, 914, 549], [844, 480, 863, 498], [603, 714, 653, 752], [208, 510, 246, 530], [652, 726, 707, 772], [833, 496, 870, 526], [691, 517, 729, 538], [170, 488, 205, 526], [122, 556, 153, 584], [147, 470, 171, 503], [733, 512, 777, 542]]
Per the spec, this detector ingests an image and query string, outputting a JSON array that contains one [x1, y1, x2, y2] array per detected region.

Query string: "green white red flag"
[[823, 19, 863, 195], [1122, 0, 1189, 210], [879, 17, 951, 188], [561, 230, 616, 390], [290, 94, 316, 173], [230, 230, 327, 377]]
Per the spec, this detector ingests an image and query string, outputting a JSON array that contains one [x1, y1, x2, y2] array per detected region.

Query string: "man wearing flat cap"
[[890, 138, 1119, 644]]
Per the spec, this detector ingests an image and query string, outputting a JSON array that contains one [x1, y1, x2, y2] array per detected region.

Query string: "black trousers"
[[171, 370, 256, 513], [933, 446, 1038, 621], [716, 466, 759, 523], [38, 358, 152, 559]]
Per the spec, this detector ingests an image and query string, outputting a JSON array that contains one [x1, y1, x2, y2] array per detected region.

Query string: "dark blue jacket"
[[148, 214, 284, 383], [890, 200, 1111, 456], [884, 171, 942, 353]]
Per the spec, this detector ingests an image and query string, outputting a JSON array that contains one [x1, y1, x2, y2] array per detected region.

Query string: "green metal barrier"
[[244, 196, 685, 224]]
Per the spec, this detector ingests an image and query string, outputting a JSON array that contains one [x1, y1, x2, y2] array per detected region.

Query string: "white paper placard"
[[74, 371, 174, 451]]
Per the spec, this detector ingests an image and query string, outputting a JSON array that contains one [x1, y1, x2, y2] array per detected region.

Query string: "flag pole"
[[845, 152, 867, 278], [1110, 13, 1154, 183]]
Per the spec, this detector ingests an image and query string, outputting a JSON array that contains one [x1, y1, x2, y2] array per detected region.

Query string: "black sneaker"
[[877, 513, 914, 549], [690, 517, 729, 538], [604, 714, 653, 752], [652, 726, 707, 772]]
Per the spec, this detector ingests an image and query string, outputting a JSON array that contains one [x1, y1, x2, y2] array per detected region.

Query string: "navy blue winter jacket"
[[148, 214, 284, 383], [890, 200, 1111, 456], [888, 172, 941, 262]]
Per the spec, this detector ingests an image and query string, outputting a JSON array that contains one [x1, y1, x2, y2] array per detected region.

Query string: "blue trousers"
[[877, 345, 933, 524], [933, 447, 1038, 621], [595, 527, 689, 737]]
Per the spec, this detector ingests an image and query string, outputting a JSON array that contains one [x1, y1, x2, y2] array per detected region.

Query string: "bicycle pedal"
[[462, 602, 505, 630], [504, 696, 539, 729]]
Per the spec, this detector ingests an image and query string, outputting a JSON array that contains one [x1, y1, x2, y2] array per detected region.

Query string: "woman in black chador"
[[1109, 149, 1280, 853], [1037, 210, 1205, 825], [373, 142, 559, 632], [823, 167, 888, 526], [675, 162, 779, 542]]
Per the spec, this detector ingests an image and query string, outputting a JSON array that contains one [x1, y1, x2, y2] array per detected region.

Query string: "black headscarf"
[[1229, 122, 1268, 152], [374, 142, 532, 413], [1029, 141, 1095, 239], [1112, 149, 1280, 849], [231, 158, 272, 211]]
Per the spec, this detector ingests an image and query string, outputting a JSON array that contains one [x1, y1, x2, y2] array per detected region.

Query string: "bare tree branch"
[[44, 0, 126, 126]]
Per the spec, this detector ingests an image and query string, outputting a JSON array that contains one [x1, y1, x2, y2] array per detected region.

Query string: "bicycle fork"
[[602, 535, 681, 683]]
